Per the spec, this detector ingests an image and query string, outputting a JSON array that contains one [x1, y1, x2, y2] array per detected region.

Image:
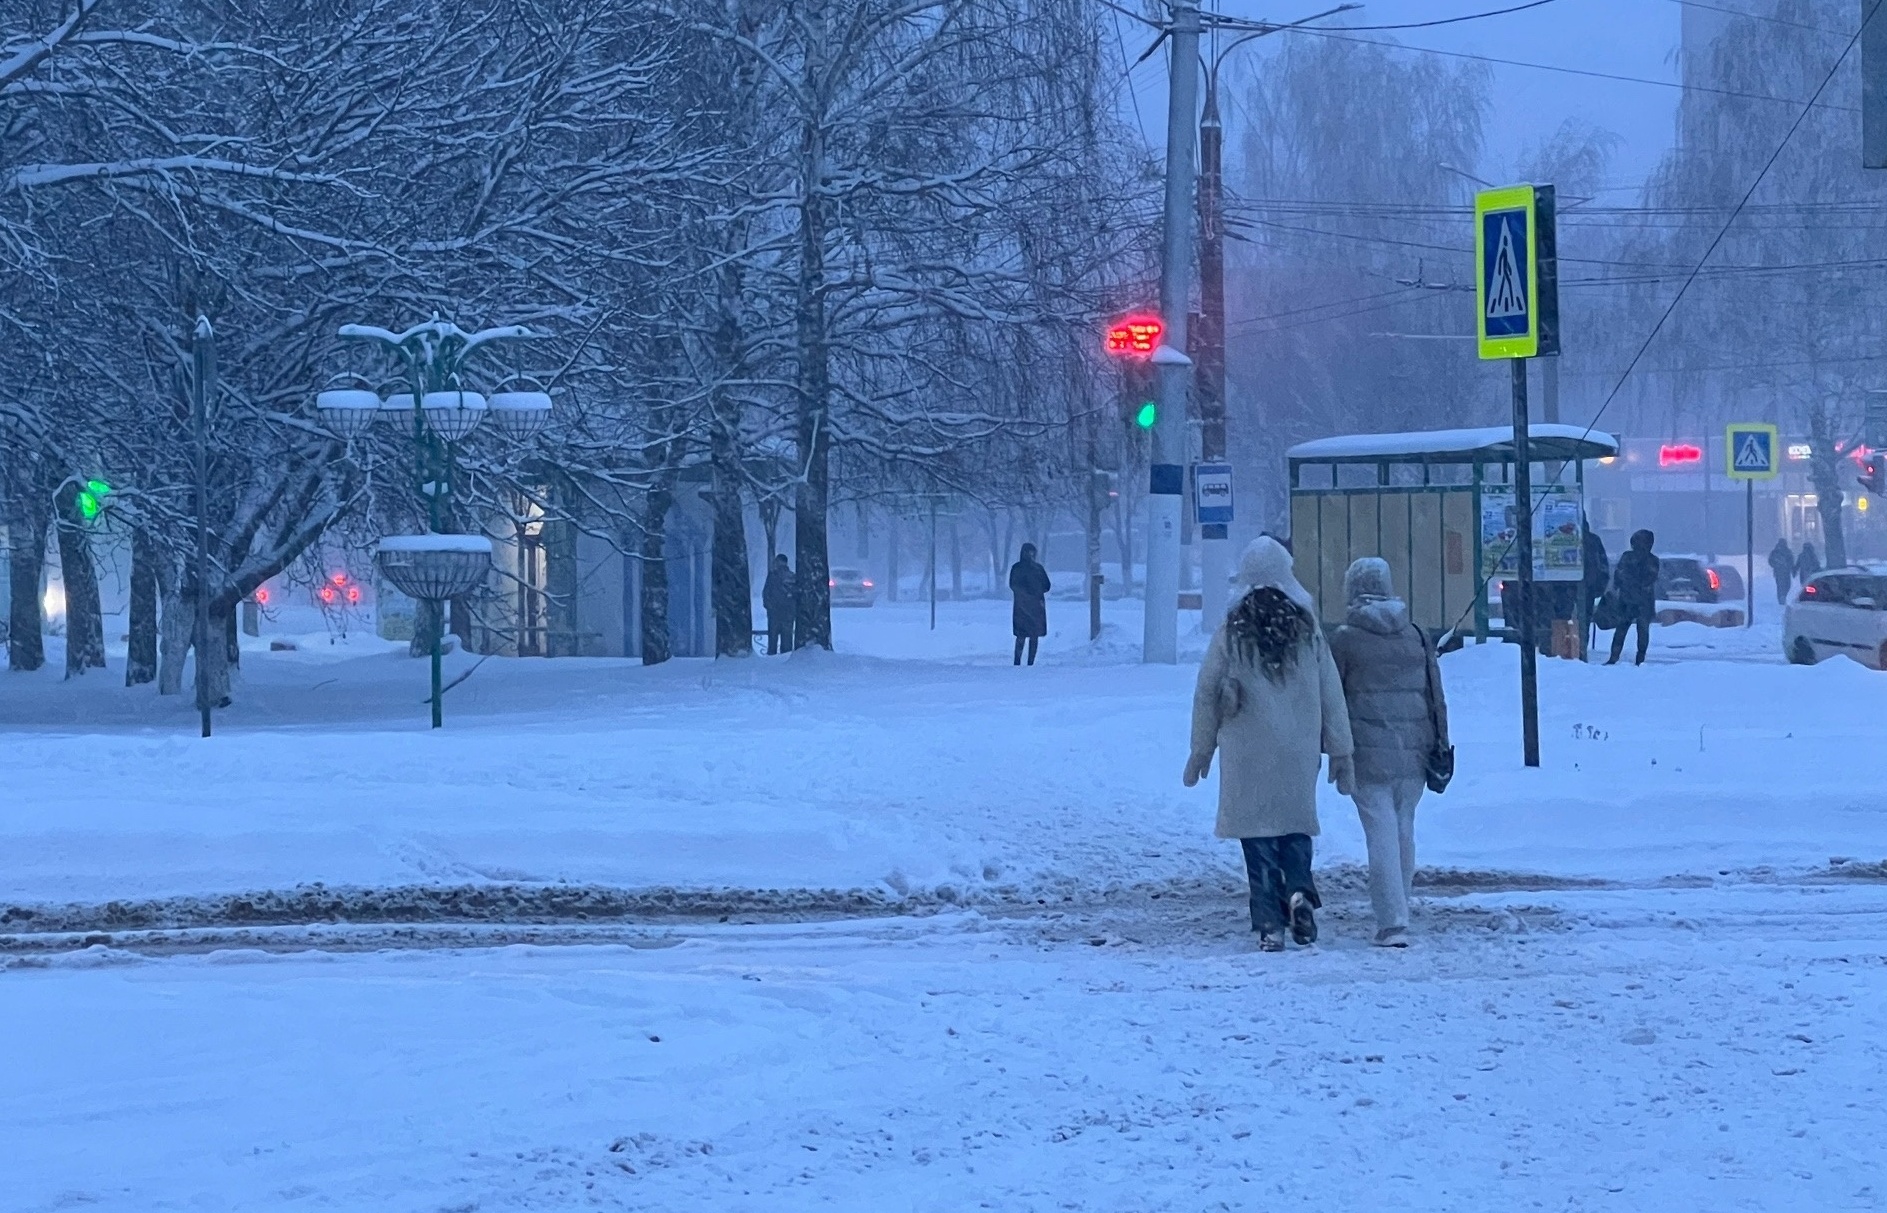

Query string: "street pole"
[[1196, 57, 1230, 625], [1144, 0, 1202, 665], [1746, 479, 1755, 627], [1512, 358, 1540, 768], [191, 315, 216, 740], [1088, 457, 1104, 642]]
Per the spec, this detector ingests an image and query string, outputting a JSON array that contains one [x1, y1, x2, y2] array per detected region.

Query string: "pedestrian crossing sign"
[[1476, 184, 1558, 360], [1725, 423, 1780, 481]]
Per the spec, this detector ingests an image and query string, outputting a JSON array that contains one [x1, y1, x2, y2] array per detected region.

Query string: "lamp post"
[[317, 319, 548, 727]]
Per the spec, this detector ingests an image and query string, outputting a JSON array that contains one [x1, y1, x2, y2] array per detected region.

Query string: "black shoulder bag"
[[1419, 629, 1455, 794]]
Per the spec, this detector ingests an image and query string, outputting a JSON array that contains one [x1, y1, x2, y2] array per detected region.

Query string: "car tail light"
[[862, 580, 874, 588], [1707, 568, 1721, 591], [1802, 583, 1819, 598]]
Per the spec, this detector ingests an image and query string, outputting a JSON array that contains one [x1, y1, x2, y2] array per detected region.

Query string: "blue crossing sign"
[[1475, 184, 1559, 360], [1728, 424, 1773, 481], [1725, 423, 1779, 481]]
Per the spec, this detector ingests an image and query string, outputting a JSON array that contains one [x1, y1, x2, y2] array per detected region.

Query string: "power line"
[[1301, 0, 1560, 32], [1663, 0, 1849, 38], [1568, 0, 1880, 459], [1281, 26, 1862, 114]]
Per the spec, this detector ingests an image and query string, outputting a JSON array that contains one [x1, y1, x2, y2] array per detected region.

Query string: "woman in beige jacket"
[[1185, 537, 1355, 950]]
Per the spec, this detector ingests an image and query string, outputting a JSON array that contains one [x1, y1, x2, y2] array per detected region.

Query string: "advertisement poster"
[[1480, 486, 1584, 583]]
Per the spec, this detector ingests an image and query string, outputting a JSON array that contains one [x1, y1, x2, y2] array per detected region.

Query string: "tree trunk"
[[127, 529, 158, 686], [1114, 498, 1135, 593], [641, 482, 672, 665], [7, 501, 46, 672], [224, 601, 241, 672], [50, 483, 106, 676], [157, 587, 192, 695], [950, 517, 963, 602], [887, 511, 901, 602], [792, 11, 834, 651], [410, 599, 442, 660], [1807, 406, 1849, 569], [546, 513, 579, 657]]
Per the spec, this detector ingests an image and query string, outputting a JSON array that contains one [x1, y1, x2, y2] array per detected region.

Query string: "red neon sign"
[[1104, 316, 1163, 357], [1659, 443, 1703, 467]]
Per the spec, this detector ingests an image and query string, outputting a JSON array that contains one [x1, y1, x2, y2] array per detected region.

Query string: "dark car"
[[1657, 555, 1725, 603]]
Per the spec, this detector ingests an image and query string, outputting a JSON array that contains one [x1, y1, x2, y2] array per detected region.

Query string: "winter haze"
[[2, 1, 1884, 1209]]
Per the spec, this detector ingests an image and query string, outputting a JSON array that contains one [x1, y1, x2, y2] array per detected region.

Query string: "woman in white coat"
[[1185, 537, 1355, 951]]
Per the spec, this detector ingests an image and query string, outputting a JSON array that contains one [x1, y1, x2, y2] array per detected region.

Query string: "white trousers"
[[1352, 778, 1423, 931]]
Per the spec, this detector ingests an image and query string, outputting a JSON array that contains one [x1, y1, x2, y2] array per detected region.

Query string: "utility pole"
[[191, 315, 216, 739], [1144, 0, 1202, 666], [1196, 58, 1229, 624]]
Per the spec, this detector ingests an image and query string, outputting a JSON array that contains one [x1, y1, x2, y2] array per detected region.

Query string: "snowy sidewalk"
[[1, 602, 1881, 916]]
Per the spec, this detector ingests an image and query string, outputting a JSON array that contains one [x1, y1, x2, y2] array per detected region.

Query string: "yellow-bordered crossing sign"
[[1725, 423, 1780, 481], [1475, 184, 1559, 360]]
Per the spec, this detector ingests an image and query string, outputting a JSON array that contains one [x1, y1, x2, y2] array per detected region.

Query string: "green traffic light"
[[76, 478, 113, 521], [1134, 401, 1158, 429]]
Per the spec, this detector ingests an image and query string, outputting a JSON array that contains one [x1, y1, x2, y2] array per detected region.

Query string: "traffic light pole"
[[1144, 0, 1201, 666]]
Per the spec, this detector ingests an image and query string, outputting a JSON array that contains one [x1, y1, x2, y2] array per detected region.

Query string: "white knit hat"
[[1229, 536, 1315, 611]]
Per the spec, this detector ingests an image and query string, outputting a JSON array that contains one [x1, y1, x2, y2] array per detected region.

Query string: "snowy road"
[[7, 876, 1885, 1212], [4, 601, 1884, 1209]]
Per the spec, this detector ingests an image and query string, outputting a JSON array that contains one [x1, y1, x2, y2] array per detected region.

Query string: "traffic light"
[[1859, 453, 1887, 497], [75, 478, 113, 520], [1105, 315, 1162, 432], [1119, 357, 1157, 430]]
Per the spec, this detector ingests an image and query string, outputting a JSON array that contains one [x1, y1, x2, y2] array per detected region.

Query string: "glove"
[[1326, 754, 1356, 798], [1183, 751, 1213, 788]]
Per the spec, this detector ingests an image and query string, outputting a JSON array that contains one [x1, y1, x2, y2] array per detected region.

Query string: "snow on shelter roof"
[[1287, 424, 1618, 466]]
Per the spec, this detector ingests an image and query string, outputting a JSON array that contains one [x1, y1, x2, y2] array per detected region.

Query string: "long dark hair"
[[1226, 586, 1315, 683]]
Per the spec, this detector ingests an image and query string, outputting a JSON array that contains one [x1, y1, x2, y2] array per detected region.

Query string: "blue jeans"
[[1239, 834, 1318, 933]]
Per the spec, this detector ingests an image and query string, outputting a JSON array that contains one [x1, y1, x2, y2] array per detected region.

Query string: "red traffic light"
[[1105, 316, 1163, 357]]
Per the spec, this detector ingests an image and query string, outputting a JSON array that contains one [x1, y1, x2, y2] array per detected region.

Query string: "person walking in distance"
[[1607, 529, 1661, 666], [1328, 559, 1449, 948], [1795, 541, 1821, 589], [1184, 537, 1355, 952], [1768, 538, 1797, 606], [762, 553, 796, 654], [1009, 542, 1050, 666]]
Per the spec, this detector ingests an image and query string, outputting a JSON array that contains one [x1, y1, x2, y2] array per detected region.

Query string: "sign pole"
[[1746, 478, 1755, 628], [1512, 359, 1540, 768]]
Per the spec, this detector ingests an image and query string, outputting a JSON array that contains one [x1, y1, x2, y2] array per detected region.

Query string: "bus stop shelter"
[[1287, 424, 1619, 642]]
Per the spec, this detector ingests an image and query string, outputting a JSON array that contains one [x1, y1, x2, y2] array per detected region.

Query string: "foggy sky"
[[1121, 0, 1682, 188]]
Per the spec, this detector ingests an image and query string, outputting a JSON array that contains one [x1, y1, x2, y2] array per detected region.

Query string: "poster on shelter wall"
[[1480, 487, 1584, 583]]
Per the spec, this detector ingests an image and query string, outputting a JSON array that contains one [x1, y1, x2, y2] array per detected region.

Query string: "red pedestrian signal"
[[1105, 316, 1163, 357]]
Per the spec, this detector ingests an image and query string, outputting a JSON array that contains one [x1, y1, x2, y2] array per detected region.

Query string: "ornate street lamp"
[[375, 534, 494, 728], [319, 318, 548, 727]]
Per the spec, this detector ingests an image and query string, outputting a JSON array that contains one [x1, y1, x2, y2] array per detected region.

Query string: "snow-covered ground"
[[4, 600, 1884, 1210]]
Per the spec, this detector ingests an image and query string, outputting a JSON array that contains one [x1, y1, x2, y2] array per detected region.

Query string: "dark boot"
[[1289, 891, 1318, 946]]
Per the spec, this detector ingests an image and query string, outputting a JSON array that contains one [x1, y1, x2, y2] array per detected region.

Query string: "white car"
[[1783, 565, 1887, 669], [828, 567, 878, 608]]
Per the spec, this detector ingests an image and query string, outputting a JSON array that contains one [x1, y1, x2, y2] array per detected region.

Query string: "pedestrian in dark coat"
[[1768, 538, 1797, 605], [1582, 526, 1610, 642], [762, 554, 796, 654], [1795, 542, 1821, 586], [1329, 558, 1448, 948], [1009, 543, 1051, 666], [1607, 529, 1660, 666]]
